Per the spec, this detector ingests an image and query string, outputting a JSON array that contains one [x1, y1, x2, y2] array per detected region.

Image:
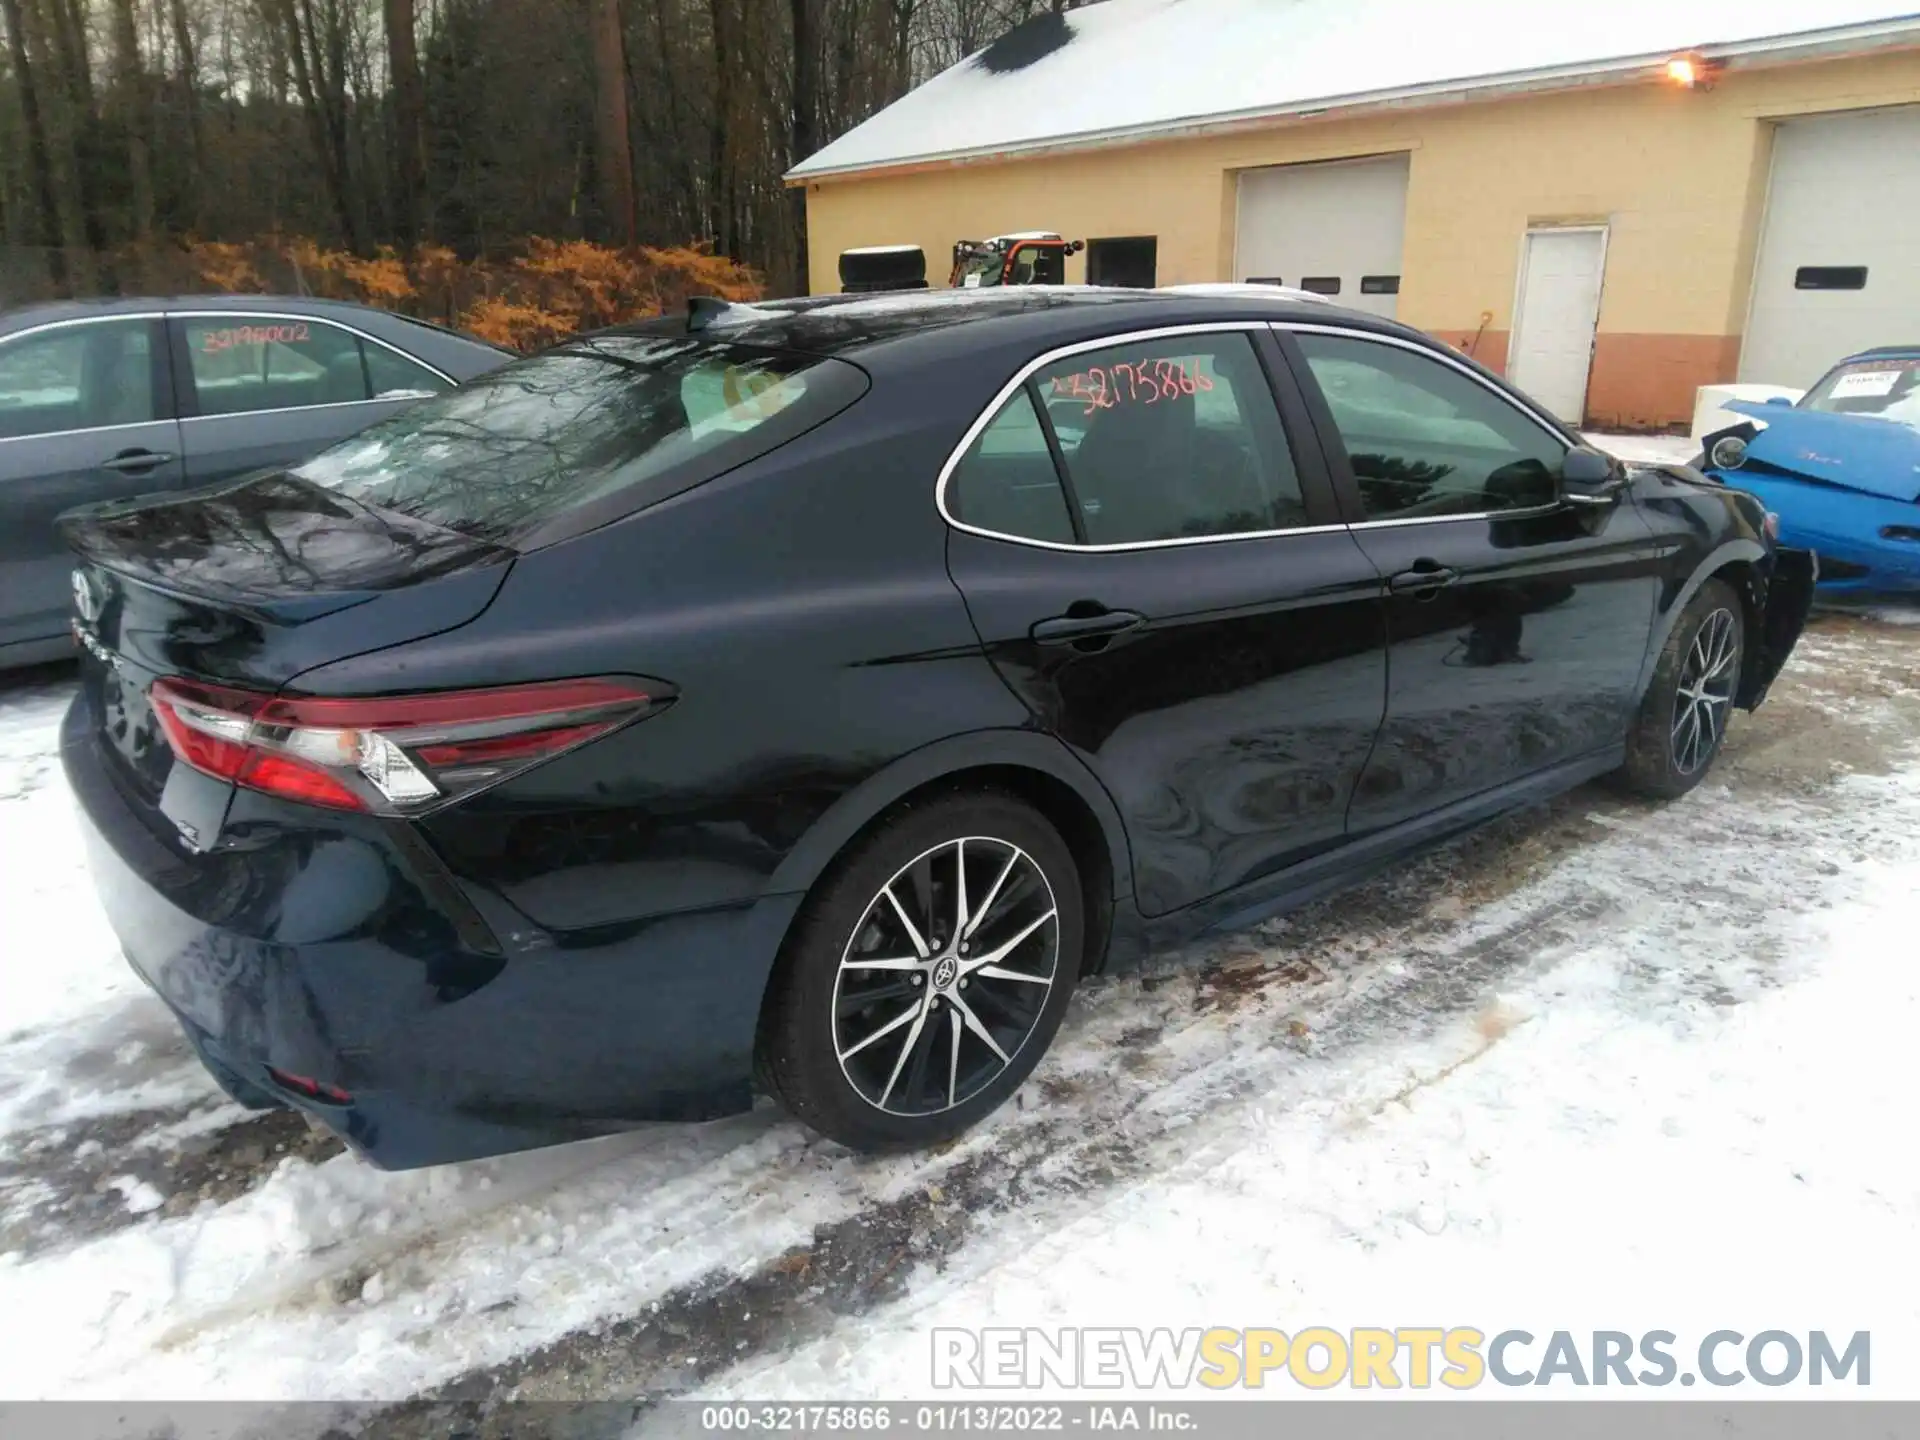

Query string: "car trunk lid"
[[59, 472, 513, 825]]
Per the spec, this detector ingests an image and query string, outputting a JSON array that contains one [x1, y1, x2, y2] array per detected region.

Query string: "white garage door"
[[1235, 154, 1410, 318], [1741, 106, 1920, 387]]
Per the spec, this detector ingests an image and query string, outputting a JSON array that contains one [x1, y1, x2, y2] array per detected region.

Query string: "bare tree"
[[384, 0, 426, 242], [0, 0, 67, 286], [0, 0, 1093, 297], [111, 0, 157, 241]]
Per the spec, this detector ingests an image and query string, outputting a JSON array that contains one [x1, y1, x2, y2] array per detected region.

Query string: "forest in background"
[[0, 0, 1093, 313]]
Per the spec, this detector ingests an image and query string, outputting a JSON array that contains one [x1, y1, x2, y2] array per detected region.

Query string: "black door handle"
[[1031, 609, 1146, 645], [100, 449, 175, 474], [1388, 562, 1459, 594]]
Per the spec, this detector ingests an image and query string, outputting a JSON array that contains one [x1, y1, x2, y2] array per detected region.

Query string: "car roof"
[[1161, 282, 1337, 306], [0, 293, 434, 334], [631, 285, 1420, 364], [1837, 344, 1920, 364]]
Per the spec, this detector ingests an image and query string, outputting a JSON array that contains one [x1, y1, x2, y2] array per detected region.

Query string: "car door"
[[0, 315, 185, 657], [1278, 324, 1666, 834], [944, 324, 1387, 918], [169, 311, 453, 484]]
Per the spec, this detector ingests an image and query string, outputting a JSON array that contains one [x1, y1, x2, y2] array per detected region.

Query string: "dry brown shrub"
[[176, 235, 762, 352]]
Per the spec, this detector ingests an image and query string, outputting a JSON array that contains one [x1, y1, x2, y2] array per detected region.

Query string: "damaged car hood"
[[1726, 400, 1920, 502]]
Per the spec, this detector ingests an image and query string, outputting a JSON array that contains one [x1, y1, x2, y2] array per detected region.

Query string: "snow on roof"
[[1162, 282, 1334, 305], [790, 0, 1920, 180]]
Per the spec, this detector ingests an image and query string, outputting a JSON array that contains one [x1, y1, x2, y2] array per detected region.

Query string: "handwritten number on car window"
[[201, 322, 312, 354], [1049, 358, 1212, 416]]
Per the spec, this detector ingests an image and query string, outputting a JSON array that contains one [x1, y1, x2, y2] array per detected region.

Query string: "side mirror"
[[1560, 444, 1623, 507], [1764, 395, 1794, 406]]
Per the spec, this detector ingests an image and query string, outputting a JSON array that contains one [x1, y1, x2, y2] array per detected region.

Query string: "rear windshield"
[[292, 333, 866, 544], [1799, 358, 1920, 432]]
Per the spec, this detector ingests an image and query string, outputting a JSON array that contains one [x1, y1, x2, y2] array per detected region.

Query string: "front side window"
[[0, 321, 154, 439], [184, 316, 370, 416], [1799, 357, 1920, 432], [293, 334, 865, 545], [1293, 332, 1566, 521], [1039, 333, 1308, 545]]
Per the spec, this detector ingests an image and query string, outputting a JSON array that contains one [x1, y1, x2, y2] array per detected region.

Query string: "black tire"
[[1615, 578, 1745, 799], [758, 792, 1084, 1152]]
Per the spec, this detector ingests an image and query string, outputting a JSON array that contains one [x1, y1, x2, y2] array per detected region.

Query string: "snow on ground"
[[1583, 432, 1698, 467], [2, 614, 1918, 1408], [710, 789, 1920, 1399]]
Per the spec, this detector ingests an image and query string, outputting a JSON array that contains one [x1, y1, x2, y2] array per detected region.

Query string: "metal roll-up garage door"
[[1740, 106, 1920, 387], [1234, 154, 1410, 319]]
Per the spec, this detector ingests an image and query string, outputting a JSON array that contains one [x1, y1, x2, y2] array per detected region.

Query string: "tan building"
[[790, 0, 1920, 429]]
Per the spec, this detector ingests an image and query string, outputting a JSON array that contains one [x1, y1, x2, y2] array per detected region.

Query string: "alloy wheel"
[[832, 836, 1060, 1117], [1671, 607, 1739, 775]]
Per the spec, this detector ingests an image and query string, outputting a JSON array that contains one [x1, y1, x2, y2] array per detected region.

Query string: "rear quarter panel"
[[287, 353, 1040, 934]]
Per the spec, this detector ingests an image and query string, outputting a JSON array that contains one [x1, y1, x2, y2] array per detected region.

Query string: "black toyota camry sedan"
[[58, 287, 1815, 1168]]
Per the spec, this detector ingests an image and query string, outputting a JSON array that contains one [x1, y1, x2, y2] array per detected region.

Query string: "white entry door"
[[1508, 227, 1608, 424]]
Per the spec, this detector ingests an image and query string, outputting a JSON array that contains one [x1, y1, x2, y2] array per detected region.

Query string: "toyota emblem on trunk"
[[71, 569, 103, 623]]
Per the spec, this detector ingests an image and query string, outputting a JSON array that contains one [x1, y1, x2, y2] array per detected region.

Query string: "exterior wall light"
[[1665, 51, 1723, 89]]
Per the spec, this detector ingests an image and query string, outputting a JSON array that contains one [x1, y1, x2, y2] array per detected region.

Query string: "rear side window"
[[294, 335, 866, 545], [1039, 333, 1309, 545]]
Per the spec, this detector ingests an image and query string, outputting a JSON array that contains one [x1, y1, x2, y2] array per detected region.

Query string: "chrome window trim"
[[0, 312, 166, 446], [934, 321, 1350, 554], [179, 395, 424, 426]]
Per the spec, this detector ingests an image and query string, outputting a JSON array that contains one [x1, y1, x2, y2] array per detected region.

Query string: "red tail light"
[[149, 676, 658, 814]]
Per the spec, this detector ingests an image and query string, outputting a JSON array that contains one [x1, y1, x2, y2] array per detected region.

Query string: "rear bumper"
[[61, 696, 799, 1169]]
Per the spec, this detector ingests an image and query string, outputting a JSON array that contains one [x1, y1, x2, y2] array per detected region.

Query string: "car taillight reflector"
[[148, 676, 655, 815], [267, 1067, 352, 1104]]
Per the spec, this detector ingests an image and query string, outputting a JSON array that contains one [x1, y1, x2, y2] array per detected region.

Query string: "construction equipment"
[[950, 233, 1084, 288]]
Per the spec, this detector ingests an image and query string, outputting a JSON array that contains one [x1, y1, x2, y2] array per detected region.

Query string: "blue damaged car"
[[1698, 346, 1920, 597]]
